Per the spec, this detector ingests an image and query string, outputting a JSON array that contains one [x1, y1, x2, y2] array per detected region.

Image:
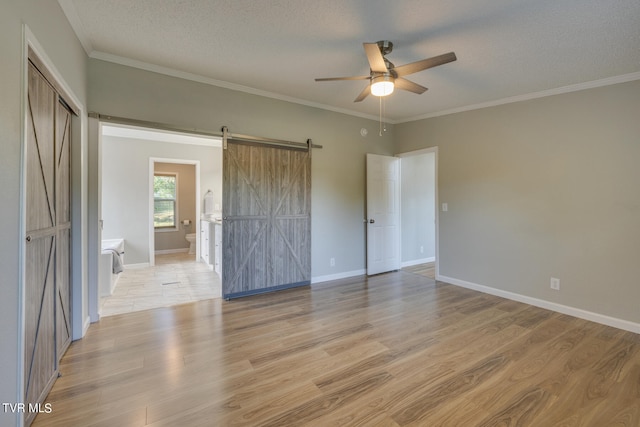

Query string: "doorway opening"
[[398, 147, 438, 279], [98, 124, 222, 316], [149, 159, 200, 266], [364, 148, 438, 279]]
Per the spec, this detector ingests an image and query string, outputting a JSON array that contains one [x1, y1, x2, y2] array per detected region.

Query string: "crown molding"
[[398, 71, 640, 123], [88, 52, 640, 127], [90, 51, 384, 123]]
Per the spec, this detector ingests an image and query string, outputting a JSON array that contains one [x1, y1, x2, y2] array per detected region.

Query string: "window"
[[154, 173, 178, 229]]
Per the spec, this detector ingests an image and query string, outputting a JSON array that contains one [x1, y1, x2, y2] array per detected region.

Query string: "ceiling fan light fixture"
[[371, 75, 395, 97], [315, 41, 455, 103]]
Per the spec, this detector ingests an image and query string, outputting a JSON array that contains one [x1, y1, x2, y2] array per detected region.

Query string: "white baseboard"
[[155, 248, 189, 254], [123, 262, 150, 270], [401, 257, 435, 268], [312, 269, 366, 284], [437, 275, 640, 334]]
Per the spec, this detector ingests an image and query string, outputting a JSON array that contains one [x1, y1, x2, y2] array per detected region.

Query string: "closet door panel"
[[24, 235, 56, 415], [24, 61, 72, 426], [26, 63, 56, 232], [56, 103, 71, 223], [56, 102, 72, 356], [56, 229, 71, 355]]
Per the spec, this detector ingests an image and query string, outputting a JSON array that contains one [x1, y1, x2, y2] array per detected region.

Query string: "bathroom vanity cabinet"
[[214, 222, 222, 276], [200, 219, 213, 266], [200, 219, 221, 275]]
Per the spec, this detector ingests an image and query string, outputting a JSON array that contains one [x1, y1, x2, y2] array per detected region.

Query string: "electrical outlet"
[[550, 277, 560, 290], [330, 257, 335, 267], [442, 203, 448, 212], [420, 246, 424, 254]]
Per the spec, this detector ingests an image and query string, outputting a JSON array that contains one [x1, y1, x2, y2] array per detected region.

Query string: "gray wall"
[[154, 162, 197, 252], [1, 1, 88, 424], [400, 151, 436, 264], [89, 59, 395, 278], [395, 80, 640, 324], [101, 135, 221, 264]]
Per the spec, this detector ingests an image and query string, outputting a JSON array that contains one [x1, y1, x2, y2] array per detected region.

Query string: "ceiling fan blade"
[[354, 85, 370, 102], [315, 75, 370, 81], [395, 77, 428, 94], [363, 43, 388, 73], [394, 52, 457, 77]]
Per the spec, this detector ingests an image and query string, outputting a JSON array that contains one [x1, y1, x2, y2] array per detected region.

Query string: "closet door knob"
[[26, 235, 32, 242]]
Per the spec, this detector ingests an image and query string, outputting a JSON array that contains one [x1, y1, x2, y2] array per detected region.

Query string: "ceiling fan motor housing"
[[376, 40, 394, 56]]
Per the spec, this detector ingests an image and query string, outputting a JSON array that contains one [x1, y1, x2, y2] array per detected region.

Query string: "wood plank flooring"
[[33, 269, 640, 426], [403, 262, 435, 280]]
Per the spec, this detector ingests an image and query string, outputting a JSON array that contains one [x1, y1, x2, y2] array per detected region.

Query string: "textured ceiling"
[[59, 0, 640, 122]]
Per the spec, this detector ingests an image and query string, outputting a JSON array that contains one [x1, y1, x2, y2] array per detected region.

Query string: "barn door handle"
[[369, 219, 375, 224], [26, 235, 32, 242]]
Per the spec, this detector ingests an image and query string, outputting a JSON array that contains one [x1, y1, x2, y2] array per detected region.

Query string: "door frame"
[[20, 25, 89, 419], [91, 120, 222, 322], [148, 158, 201, 266], [396, 146, 439, 278]]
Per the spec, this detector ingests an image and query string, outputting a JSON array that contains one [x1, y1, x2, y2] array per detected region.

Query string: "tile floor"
[[100, 252, 221, 317]]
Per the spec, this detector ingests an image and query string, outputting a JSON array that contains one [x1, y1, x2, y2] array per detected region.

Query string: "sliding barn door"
[[24, 61, 72, 426], [222, 141, 311, 299]]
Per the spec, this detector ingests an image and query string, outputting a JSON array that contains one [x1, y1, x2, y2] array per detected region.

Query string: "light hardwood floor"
[[403, 262, 435, 280], [34, 269, 640, 426]]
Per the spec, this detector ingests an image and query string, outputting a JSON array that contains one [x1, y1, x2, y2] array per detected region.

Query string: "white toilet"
[[185, 233, 197, 254]]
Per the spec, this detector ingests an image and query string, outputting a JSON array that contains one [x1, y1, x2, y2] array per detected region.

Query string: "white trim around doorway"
[[149, 158, 201, 266], [20, 25, 90, 426]]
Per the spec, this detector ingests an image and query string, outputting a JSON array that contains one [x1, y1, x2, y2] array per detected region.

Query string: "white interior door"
[[366, 153, 400, 275]]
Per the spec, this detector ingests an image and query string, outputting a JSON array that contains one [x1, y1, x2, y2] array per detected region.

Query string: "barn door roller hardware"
[[221, 126, 321, 151], [87, 113, 322, 151]]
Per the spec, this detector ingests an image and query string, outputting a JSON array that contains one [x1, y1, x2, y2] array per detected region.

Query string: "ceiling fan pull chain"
[[378, 96, 387, 136], [383, 97, 387, 133], [379, 96, 383, 136]]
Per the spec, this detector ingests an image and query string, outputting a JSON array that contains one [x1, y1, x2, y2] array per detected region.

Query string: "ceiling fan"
[[315, 41, 456, 102]]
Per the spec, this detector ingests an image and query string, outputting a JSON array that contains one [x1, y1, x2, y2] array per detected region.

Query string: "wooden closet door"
[[55, 101, 72, 357], [25, 62, 58, 416], [222, 142, 311, 298]]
